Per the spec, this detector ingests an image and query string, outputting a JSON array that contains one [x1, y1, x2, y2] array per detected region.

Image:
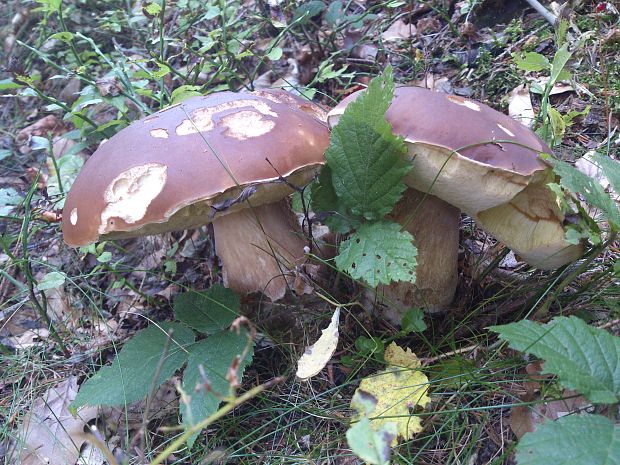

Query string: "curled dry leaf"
[[296, 307, 340, 380], [382, 20, 415, 42], [12, 377, 98, 465], [510, 389, 591, 439], [508, 84, 535, 127], [16, 115, 66, 146]]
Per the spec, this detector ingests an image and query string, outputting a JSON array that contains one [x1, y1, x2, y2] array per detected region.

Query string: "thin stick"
[[524, 0, 558, 26]]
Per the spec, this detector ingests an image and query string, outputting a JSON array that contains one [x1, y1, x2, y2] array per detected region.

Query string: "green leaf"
[[72, 323, 195, 408], [293, 1, 326, 24], [144, 2, 162, 16], [513, 52, 550, 72], [516, 415, 620, 465], [0, 149, 10, 161], [400, 308, 427, 333], [0, 188, 23, 215], [50, 31, 74, 43], [346, 417, 395, 465], [174, 285, 240, 335], [310, 166, 354, 234], [180, 330, 253, 447], [326, 68, 410, 221], [491, 316, 620, 404], [590, 153, 620, 196], [36, 271, 66, 291], [170, 85, 202, 105], [266, 47, 283, 61], [549, 158, 620, 229], [335, 222, 417, 288], [550, 44, 572, 84], [0, 79, 23, 91], [47, 153, 84, 208]]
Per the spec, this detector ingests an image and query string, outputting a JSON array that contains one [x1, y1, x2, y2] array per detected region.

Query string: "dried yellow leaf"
[[353, 342, 430, 444]]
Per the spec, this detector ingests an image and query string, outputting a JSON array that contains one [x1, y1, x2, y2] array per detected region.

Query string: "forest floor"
[[1, 1, 619, 464]]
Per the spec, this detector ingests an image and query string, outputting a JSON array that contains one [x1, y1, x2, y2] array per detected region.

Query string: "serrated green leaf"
[[516, 415, 620, 465], [326, 68, 410, 221], [590, 153, 620, 196], [491, 316, 620, 404], [550, 158, 620, 229], [72, 323, 195, 408], [346, 417, 395, 465], [310, 166, 354, 233], [174, 285, 240, 335], [513, 52, 550, 72], [181, 330, 253, 447], [336, 222, 417, 288]]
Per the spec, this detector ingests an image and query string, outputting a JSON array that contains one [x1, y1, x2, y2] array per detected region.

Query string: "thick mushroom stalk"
[[370, 188, 460, 320], [212, 199, 307, 301]]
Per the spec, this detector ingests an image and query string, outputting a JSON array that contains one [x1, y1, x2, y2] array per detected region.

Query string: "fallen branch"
[[524, 0, 558, 26]]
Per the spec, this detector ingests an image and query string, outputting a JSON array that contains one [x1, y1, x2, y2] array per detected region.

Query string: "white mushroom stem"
[[212, 199, 308, 301], [474, 181, 583, 269], [370, 188, 460, 321]]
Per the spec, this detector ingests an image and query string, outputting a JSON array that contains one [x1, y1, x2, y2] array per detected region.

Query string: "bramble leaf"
[[174, 285, 240, 335], [335, 222, 417, 287], [181, 329, 253, 447], [491, 316, 620, 404], [72, 323, 195, 408], [549, 158, 620, 229], [325, 67, 410, 221], [516, 415, 620, 465]]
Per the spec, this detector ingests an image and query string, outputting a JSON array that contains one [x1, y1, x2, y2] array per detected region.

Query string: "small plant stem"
[[149, 377, 284, 465], [140, 329, 173, 453], [524, 0, 558, 26], [533, 234, 617, 319], [57, 6, 83, 67], [19, 175, 68, 354]]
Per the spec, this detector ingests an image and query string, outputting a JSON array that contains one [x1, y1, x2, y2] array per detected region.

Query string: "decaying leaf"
[[351, 342, 430, 445], [382, 20, 415, 42], [296, 307, 340, 380], [511, 389, 590, 439], [508, 84, 535, 126], [13, 377, 98, 465]]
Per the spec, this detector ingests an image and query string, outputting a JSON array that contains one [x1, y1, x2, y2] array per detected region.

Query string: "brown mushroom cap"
[[328, 86, 582, 270], [328, 86, 551, 213], [62, 90, 328, 247]]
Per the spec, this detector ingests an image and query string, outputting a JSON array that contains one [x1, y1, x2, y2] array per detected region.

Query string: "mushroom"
[[327, 86, 582, 312], [62, 90, 329, 300]]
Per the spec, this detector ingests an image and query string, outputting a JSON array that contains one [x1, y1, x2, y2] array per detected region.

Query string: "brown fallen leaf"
[[16, 115, 66, 146], [510, 389, 590, 439], [382, 19, 416, 42], [12, 377, 98, 465]]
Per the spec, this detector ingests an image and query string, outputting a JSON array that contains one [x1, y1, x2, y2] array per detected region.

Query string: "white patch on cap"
[[150, 128, 169, 138], [497, 123, 515, 137], [99, 163, 167, 234], [70, 208, 78, 225], [175, 100, 277, 136], [221, 110, 276, 140], [447, 95, 481, 111]]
